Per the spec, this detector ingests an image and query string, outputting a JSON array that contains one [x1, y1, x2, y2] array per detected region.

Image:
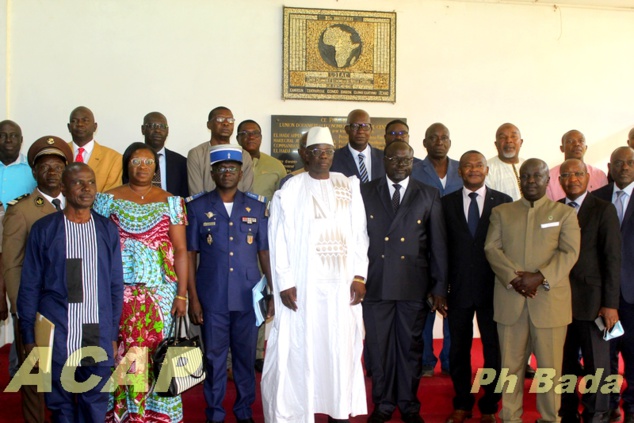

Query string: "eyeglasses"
[[385, 157, 413, 166], [130, 158, 156, 167], [559, 171, 587, 179], [387, 131, 408, 137], [213, 117, 235, 124], [144, 123, 168, 130], [347, 123, 372, 132], [237, 130, 262, 138], [307, 148, 335, 157], [213, 166, 240, 174]]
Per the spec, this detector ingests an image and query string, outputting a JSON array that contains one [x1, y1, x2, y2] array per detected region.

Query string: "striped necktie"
[[392, 183, 401, 212], [358, 153, 369, 183], [152, 153, 162, 188]]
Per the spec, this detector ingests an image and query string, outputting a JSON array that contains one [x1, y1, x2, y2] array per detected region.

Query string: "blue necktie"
[[358, 153, 369, 183], [615, 191, 626, 226], [468, 192, 479, 237]]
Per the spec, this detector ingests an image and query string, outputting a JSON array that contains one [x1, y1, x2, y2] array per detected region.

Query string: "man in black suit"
[[142, 111, 189, 197], [593, 146, 634, 423], [361, 141, 448, 423], [557, 158, 621, 423], [331, 109, 385, 182], [442, 151, 512, 423]]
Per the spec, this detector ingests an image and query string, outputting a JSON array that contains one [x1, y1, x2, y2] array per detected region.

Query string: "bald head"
[[609, 146, 634, 189], [142, 111, 169, 152], [345, 109, 372, 151], [68, 106, 97, 146], [0, 120, 23, 165], [560, 130, 587, 160], [628, 128, 634, 149], [559, 158, 589, 200], [494, 123, 523, 163], [423, 123, 451, 160], [519, 158, 549, 202]]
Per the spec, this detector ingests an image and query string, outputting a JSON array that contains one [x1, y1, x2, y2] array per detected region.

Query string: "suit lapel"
[[576, 194, 594, 227], [344, 147, 360, 178], [388, 180, 415, 234], [209, 190, 229, 220], [88, 141, 102, 167], [376, 179, 394, 220]]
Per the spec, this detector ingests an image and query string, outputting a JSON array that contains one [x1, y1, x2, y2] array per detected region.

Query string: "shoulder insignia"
[[35, 197, 45, 206], [245, 192, 267, 203], [185, 191, 206, 203], [7, 193, 30, 207]]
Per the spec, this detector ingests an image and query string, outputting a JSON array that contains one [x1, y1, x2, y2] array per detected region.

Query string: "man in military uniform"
[[2, 135, 73, 423], [186, 144, 272, 423]]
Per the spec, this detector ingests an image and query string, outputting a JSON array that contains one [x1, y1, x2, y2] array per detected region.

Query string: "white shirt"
[[386, 176, 410, 205], [565, 191, 588, 214], [37, 188, 65, 209], [485, 156, 525, 201], [156, 147, 167, 191], [72, 139, 95, 163], [347, 143, 372, 181], [462, 185, 487, 220]]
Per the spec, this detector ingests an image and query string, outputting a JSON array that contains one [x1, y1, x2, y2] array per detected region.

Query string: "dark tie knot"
[[469, 192, 478, 200], [393, 183, 401, 191]]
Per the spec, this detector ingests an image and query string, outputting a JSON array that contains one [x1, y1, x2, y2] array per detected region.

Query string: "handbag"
[[152, 316, 206, 397]]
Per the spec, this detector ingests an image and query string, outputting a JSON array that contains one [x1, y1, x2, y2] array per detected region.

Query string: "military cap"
[[27, 136, 73, 168], [210, 144, 243, 165]]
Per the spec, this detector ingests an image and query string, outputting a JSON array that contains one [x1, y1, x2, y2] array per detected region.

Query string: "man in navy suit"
[[411, 122, 462, 377], [442, 151, 512, 423], [558, 159, 621, 423], [18, 163, 124, 422], [593, 146, 634, 423], [362, 141, 448, 423], [331, 109, 385, 182], [142, 112, 189, 198]]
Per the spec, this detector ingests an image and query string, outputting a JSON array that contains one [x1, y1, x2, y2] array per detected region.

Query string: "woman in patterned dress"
[[94, 142, 188, 422]]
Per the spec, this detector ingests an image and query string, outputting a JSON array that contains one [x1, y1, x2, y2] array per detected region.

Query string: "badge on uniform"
[[35, 197, 44, 206], [205, 211, 214, 218], [241, 216, 257, 224], [246, 207, 251, 213], [247, 233, 254, 245], [207, 234, 213, 245]]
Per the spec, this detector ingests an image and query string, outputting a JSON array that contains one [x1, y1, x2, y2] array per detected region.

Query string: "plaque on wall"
[[282, 7, 397, 103], [271, 115, 406, 173]]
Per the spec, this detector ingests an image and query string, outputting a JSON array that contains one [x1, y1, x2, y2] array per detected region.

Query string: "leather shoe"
[[237, 419, 255, 423], [525, 364, 536, 379], [480, 414, 497, 423], [609, 409, 621, 422], [254, 359, 264, 373], [402, 413, 425, 423], [368, 410, 392, 423], [445, 410, 472, 423], [560, 414, 580, 423], [327, 417, 350, 423]]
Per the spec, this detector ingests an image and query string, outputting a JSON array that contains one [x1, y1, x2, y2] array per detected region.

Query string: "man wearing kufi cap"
[[186, 144, 272, 423], [2, 135, 73, 423], [262, 126, 369, 422]]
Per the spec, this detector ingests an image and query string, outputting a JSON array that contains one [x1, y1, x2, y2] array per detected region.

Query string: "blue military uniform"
[[187, 188, 268, 422]]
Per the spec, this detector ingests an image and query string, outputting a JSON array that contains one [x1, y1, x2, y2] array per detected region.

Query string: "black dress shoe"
[[237, 419, 255, 423], [254, 359, 264, 373], [402, 413, 425, 423], [525, 364, 536, 379], [327, 417, 350, 423], [560, 413, 580, 423], [368, 410, 392, 423]]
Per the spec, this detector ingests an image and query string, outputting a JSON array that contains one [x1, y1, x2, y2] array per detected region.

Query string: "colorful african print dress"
[[94, 193, 187, 423]]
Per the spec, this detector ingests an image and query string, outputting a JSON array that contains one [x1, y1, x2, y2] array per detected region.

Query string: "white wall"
[[3, 0, 634, 169]]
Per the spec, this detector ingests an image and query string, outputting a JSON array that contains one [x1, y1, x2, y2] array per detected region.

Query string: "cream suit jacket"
[[484, 195, 580, 328]]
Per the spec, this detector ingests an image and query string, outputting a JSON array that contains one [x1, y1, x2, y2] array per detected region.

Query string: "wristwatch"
[[542, 278, 550, 291]]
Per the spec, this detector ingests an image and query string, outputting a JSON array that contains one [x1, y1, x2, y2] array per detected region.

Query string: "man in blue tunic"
[[186, 144, 272, 423]]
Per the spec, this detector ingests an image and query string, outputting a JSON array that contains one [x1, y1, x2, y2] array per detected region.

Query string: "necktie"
[[76, 147, 85, 163], [568, 201, 578, 209], [51, 198, 62, 211], [152, 153, 162, 188], [392, 183, 401, 213], [615, 191, 626, 225], [358, 153, 369, 183], [468, 192, 479, 237]]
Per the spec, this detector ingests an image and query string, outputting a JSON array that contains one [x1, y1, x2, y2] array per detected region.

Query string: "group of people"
[[0, 105, 632, 423]]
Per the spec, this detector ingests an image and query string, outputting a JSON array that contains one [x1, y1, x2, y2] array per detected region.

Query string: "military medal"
[[35, 197, 44, 206], [206, 211, 214, 218], [247, 233, 254, 245], [207, 234, 213, 245], [246, 206, 251, 213]]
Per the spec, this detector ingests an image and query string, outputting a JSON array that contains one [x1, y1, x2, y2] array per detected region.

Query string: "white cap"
[[306, 126, 335, 148]]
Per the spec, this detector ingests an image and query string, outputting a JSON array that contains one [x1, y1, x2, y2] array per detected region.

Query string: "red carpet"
[[0, 340, 615, 423]]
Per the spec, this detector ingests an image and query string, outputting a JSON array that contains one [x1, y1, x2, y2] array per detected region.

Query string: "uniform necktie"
[[75, 147, 85, 163], [152, 153, 162, 188], [468, 192, 479, 237], [358, 153, 369, 183], [615, 191, 626, 225], [51, 198, 62, 211], [392, 183, 401, 213]]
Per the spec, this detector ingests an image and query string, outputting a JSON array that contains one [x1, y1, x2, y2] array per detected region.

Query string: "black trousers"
[[363, 300, 427, 416], [447, 305, 501, 415]]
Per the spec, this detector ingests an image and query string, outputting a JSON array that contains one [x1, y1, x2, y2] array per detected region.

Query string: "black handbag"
[[152, 316, 206, 397]]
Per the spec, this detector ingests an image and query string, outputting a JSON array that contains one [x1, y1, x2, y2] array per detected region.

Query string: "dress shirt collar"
[[37, 188, 65, 209], [613, 181, 634, 198], [72, 139, 95, 157], [386, 175, 409, 198], [565, 191, 588, 209]]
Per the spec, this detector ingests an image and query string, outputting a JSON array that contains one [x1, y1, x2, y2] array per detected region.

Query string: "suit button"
[[230, 268, 234, 272], [417, 220, 421, 224], [381, 254, 384, 259], [229, 252, 234, 256], [401, 256, 405, 260], [401, 237, 405, 242], [385, 237, 389, 241], [370, 215, 374, 219], [229, 236, 234, 241], [229, 222, 234, 226]]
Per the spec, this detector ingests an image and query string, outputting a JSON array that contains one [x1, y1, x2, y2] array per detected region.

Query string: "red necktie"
[[76, 147, 85, 163]]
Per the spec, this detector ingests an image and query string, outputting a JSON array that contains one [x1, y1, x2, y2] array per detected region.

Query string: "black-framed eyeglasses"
[[144, 123, 168, 130], [237, 131, 262, 138], [213, 166, 240, 174], [307, 148, 335, 157], [347, 123, 372, 132]]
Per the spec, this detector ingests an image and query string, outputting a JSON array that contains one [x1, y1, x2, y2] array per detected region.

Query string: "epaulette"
[[185, 191, 206, 203], [245, 192, 267, 203], [7, 193, 30, 207]]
